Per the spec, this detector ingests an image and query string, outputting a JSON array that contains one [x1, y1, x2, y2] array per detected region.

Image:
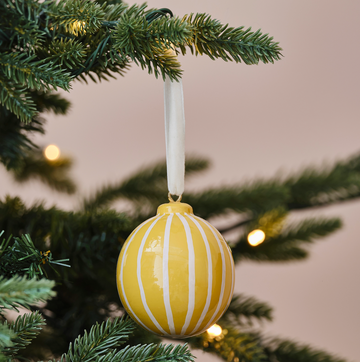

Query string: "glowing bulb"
[[67, 21, 86, 35], [247, 229, 265, 246], [75, 21, 86, 32], [44, 144, 60, 161], [207, 324, 222, 337]]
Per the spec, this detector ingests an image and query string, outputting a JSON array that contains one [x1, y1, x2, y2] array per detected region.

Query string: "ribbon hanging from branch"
[[164, 75, 185, 198]]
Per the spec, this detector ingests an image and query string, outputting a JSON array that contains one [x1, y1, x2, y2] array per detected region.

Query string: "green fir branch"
[[148, 16, 192, 48], [233, 217, 342, 262], [103, 2, 129, 22], [48, 0, 106, 36], [0, 107, 44, 170], [265, 338, 347, 362], [221, 294, 273, 327], [1, 0, 49, 18], [0, 275, 55, 311], [272, 218, 342, 244], [0, 196, 133, 275], [95, 343, 195, 362], [11, 150, 77, 194], [60, 317, 135, 362], [1, 1, 282, 118], [0, 52, 71, 92], [30, 90, 71, 115], [97, 0, 124, 6], [180, 13, 282, 65], [112, 5, 187, 80], [0, 76, 37, 122], [37, 39, 87, 69], [0, 324, 15, 349], [184, 182, 288, 220], [0, 0, 47, 52], [72, 29, 131, 82], [0, 231, 70, 279], [2, 311, 45, 357], [0, 17, 45, 54], [0, 90, 69, 170], [82, 157, 210, 211], [286, 154, 360, 209]]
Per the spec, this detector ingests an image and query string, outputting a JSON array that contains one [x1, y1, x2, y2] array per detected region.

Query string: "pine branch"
[[265, 338, 347, 362], [1, 1, 282, 119], [183, 182, 288, 220], [286, 153, 360, 209], [72, 35, 131, 83], [0, 231, 69, 279], [30, 90, 71, 115], [10, 150, 77, 194], [60, 317, 136, 362], [0, 324, 15, 349], [94, 343, 194, 362], [0, 106, 44, 170], [102, 2, 129, 20], [274, 218, 342, 243], [188, 151, 360, 221], [2, 311, 45, 357], [0, 0, 46, 52], [0, 76, 37, 122], [37, 39, 87, 69], [112, 5, 189, 80], [233, 217, 342, 262], [0, 52, 71, 92], [180, 13, 282, 65], [97, 0, 124, 6], [0, 90, 69, 171], [221, 294, 273, 327], [1, 0, 47, 19], [48, 0, 107, 36], [0, 275, 55, 311], [82, 157, 210, 211], [0, 196, 133, 281]]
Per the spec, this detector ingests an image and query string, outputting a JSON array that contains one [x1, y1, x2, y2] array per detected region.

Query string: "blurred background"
[[1, 0, 359, 360]]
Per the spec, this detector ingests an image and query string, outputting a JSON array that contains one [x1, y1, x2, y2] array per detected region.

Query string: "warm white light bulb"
[[247, 229, 265, 246], [44, 144, 60, 161], [207, 324, 222, 337]]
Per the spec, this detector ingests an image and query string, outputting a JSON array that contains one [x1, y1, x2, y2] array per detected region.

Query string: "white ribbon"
[[164, 75, 185, 197]]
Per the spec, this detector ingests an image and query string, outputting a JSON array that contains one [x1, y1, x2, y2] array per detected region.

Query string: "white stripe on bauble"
[[120, 216, 158, 333], [227, 244, 235, 309], [194, 216, 226, 328], [176, 213, 196, 335], [137, 215, 167, 335], [163, 213, 175, 334], [185, 213, 213, 335]]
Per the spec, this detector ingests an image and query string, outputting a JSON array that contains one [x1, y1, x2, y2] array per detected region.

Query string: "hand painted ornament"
[[116, 62, 235, 337], [116, 200, 234, 338]]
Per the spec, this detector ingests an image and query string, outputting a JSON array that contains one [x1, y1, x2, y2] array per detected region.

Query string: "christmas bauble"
[[116, 202, 235, 338]]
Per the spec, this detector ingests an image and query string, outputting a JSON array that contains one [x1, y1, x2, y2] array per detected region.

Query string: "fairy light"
[[247, 229, 265, 246], [207, 324, 222, 337], [67, 21, 86, 35], [44, 144, 60, 161], [75, 21, 86, 33]]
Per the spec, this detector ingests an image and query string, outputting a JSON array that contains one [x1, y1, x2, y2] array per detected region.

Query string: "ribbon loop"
[[164, 75, 185, 197]]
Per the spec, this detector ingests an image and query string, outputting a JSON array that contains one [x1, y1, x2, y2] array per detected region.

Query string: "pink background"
[[1, 0, 359, 360]]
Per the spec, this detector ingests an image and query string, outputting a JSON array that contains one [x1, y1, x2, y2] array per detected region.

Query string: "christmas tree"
[[0, 0, 358, 361]]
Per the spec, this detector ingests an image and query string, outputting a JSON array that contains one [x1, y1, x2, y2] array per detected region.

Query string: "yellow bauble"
[[116, 202, 235, 338]]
